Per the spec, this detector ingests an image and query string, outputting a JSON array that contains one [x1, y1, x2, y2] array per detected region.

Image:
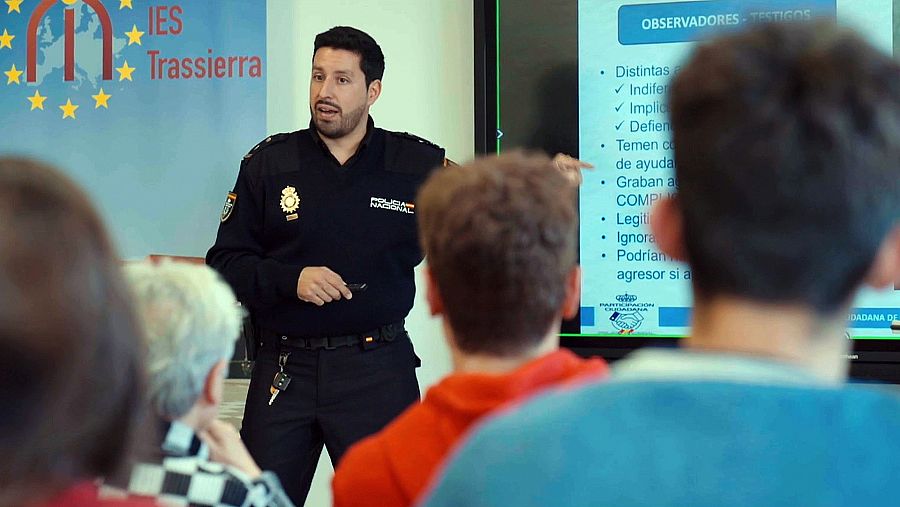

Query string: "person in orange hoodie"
[[331, 151, 608, 507]]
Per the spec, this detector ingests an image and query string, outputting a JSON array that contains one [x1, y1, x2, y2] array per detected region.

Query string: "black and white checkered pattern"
[[104, 422, 293, 507]]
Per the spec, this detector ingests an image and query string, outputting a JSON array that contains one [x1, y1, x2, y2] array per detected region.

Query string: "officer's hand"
[[297, 266, 353, 306], [553, 153, 594, 186]]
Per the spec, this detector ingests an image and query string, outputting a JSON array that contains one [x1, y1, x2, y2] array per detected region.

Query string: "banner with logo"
[[0, 0, 266, 258]]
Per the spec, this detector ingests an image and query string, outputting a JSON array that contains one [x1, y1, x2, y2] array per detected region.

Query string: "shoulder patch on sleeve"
[[221, 192, 237, 222], [242, 133, 291, 160]]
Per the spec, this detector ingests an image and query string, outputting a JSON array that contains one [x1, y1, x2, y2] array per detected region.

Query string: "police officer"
[[206, 26, 447, 505]]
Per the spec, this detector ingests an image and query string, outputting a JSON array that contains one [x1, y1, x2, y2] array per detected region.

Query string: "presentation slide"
[[578, 0, 899, 337]]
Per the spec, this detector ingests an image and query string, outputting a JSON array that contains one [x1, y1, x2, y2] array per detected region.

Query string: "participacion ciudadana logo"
[[1, 0, 263, 119]]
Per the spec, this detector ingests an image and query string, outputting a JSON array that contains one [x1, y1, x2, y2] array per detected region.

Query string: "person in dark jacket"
[[206, 26, 446, 505]]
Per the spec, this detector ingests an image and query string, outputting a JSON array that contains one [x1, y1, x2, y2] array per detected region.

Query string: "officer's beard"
[[312, 102, 367, 140]]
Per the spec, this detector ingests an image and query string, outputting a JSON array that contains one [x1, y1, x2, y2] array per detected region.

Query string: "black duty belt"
[[272, 321, 405, 350]]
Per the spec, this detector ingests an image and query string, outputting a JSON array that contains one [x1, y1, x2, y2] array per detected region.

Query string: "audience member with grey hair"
[[111, 260, 295, 507], [129, 260, 242, 420]]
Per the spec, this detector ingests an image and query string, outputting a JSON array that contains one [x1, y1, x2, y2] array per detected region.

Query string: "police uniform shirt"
[[207, 116, 445, 337]]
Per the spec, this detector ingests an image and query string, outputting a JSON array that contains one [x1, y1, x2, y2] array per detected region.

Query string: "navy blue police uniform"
[[207, 116, 445, 504]]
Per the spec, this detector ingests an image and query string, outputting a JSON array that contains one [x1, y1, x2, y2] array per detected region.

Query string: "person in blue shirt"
[[421, 21, 900, 507]]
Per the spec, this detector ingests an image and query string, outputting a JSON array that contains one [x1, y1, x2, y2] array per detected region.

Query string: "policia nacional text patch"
[[221, 192, 237, 222]]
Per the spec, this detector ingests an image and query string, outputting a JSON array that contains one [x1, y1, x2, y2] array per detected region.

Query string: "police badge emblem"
[[280, 186, 300, 220], [221, 192, 237, 222]]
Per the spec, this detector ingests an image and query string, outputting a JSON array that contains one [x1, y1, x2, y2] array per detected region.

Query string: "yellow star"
[[91, 88, 111, 109], [59, 99, 78, 119], [5, 0, 23, 14], [119, 0, 133, 9], [124, 24, 144, 46], [0, 29, 14, 49], [27, 90, 47, 110], [116, 60, 135, 81], [4, 64, 23, 85]]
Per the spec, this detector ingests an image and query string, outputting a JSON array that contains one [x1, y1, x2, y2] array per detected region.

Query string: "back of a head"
[[124, 261, 242, 420], [670, 22, 900, 313], [314, 26, 385, 86], [417, 152, 577, 356], [0, 158, 144, 506]]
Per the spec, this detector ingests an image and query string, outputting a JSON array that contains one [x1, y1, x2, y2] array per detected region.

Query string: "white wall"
[[265, 1, 474, 505]]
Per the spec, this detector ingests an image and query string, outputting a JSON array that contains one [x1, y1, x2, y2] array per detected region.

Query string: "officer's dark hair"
[[0, 158, 146, 506], [418, 152, 577, 356], [669, 22, 900, 314], [314, 26, 385, 87]]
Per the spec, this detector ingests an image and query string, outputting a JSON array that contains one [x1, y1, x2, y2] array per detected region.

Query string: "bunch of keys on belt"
[[269, 351, 292, 406]]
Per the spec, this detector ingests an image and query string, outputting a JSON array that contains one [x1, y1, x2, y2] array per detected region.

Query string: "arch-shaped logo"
[[26, 0, 113, 83]]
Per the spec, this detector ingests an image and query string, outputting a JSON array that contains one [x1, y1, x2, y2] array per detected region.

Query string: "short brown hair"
[[670, 22, 900, 313], [417, 152, 577, 356], [0, 158, 145, 506]]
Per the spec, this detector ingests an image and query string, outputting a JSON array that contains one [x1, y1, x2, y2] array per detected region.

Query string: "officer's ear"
[[367, 79, 382, 107]]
